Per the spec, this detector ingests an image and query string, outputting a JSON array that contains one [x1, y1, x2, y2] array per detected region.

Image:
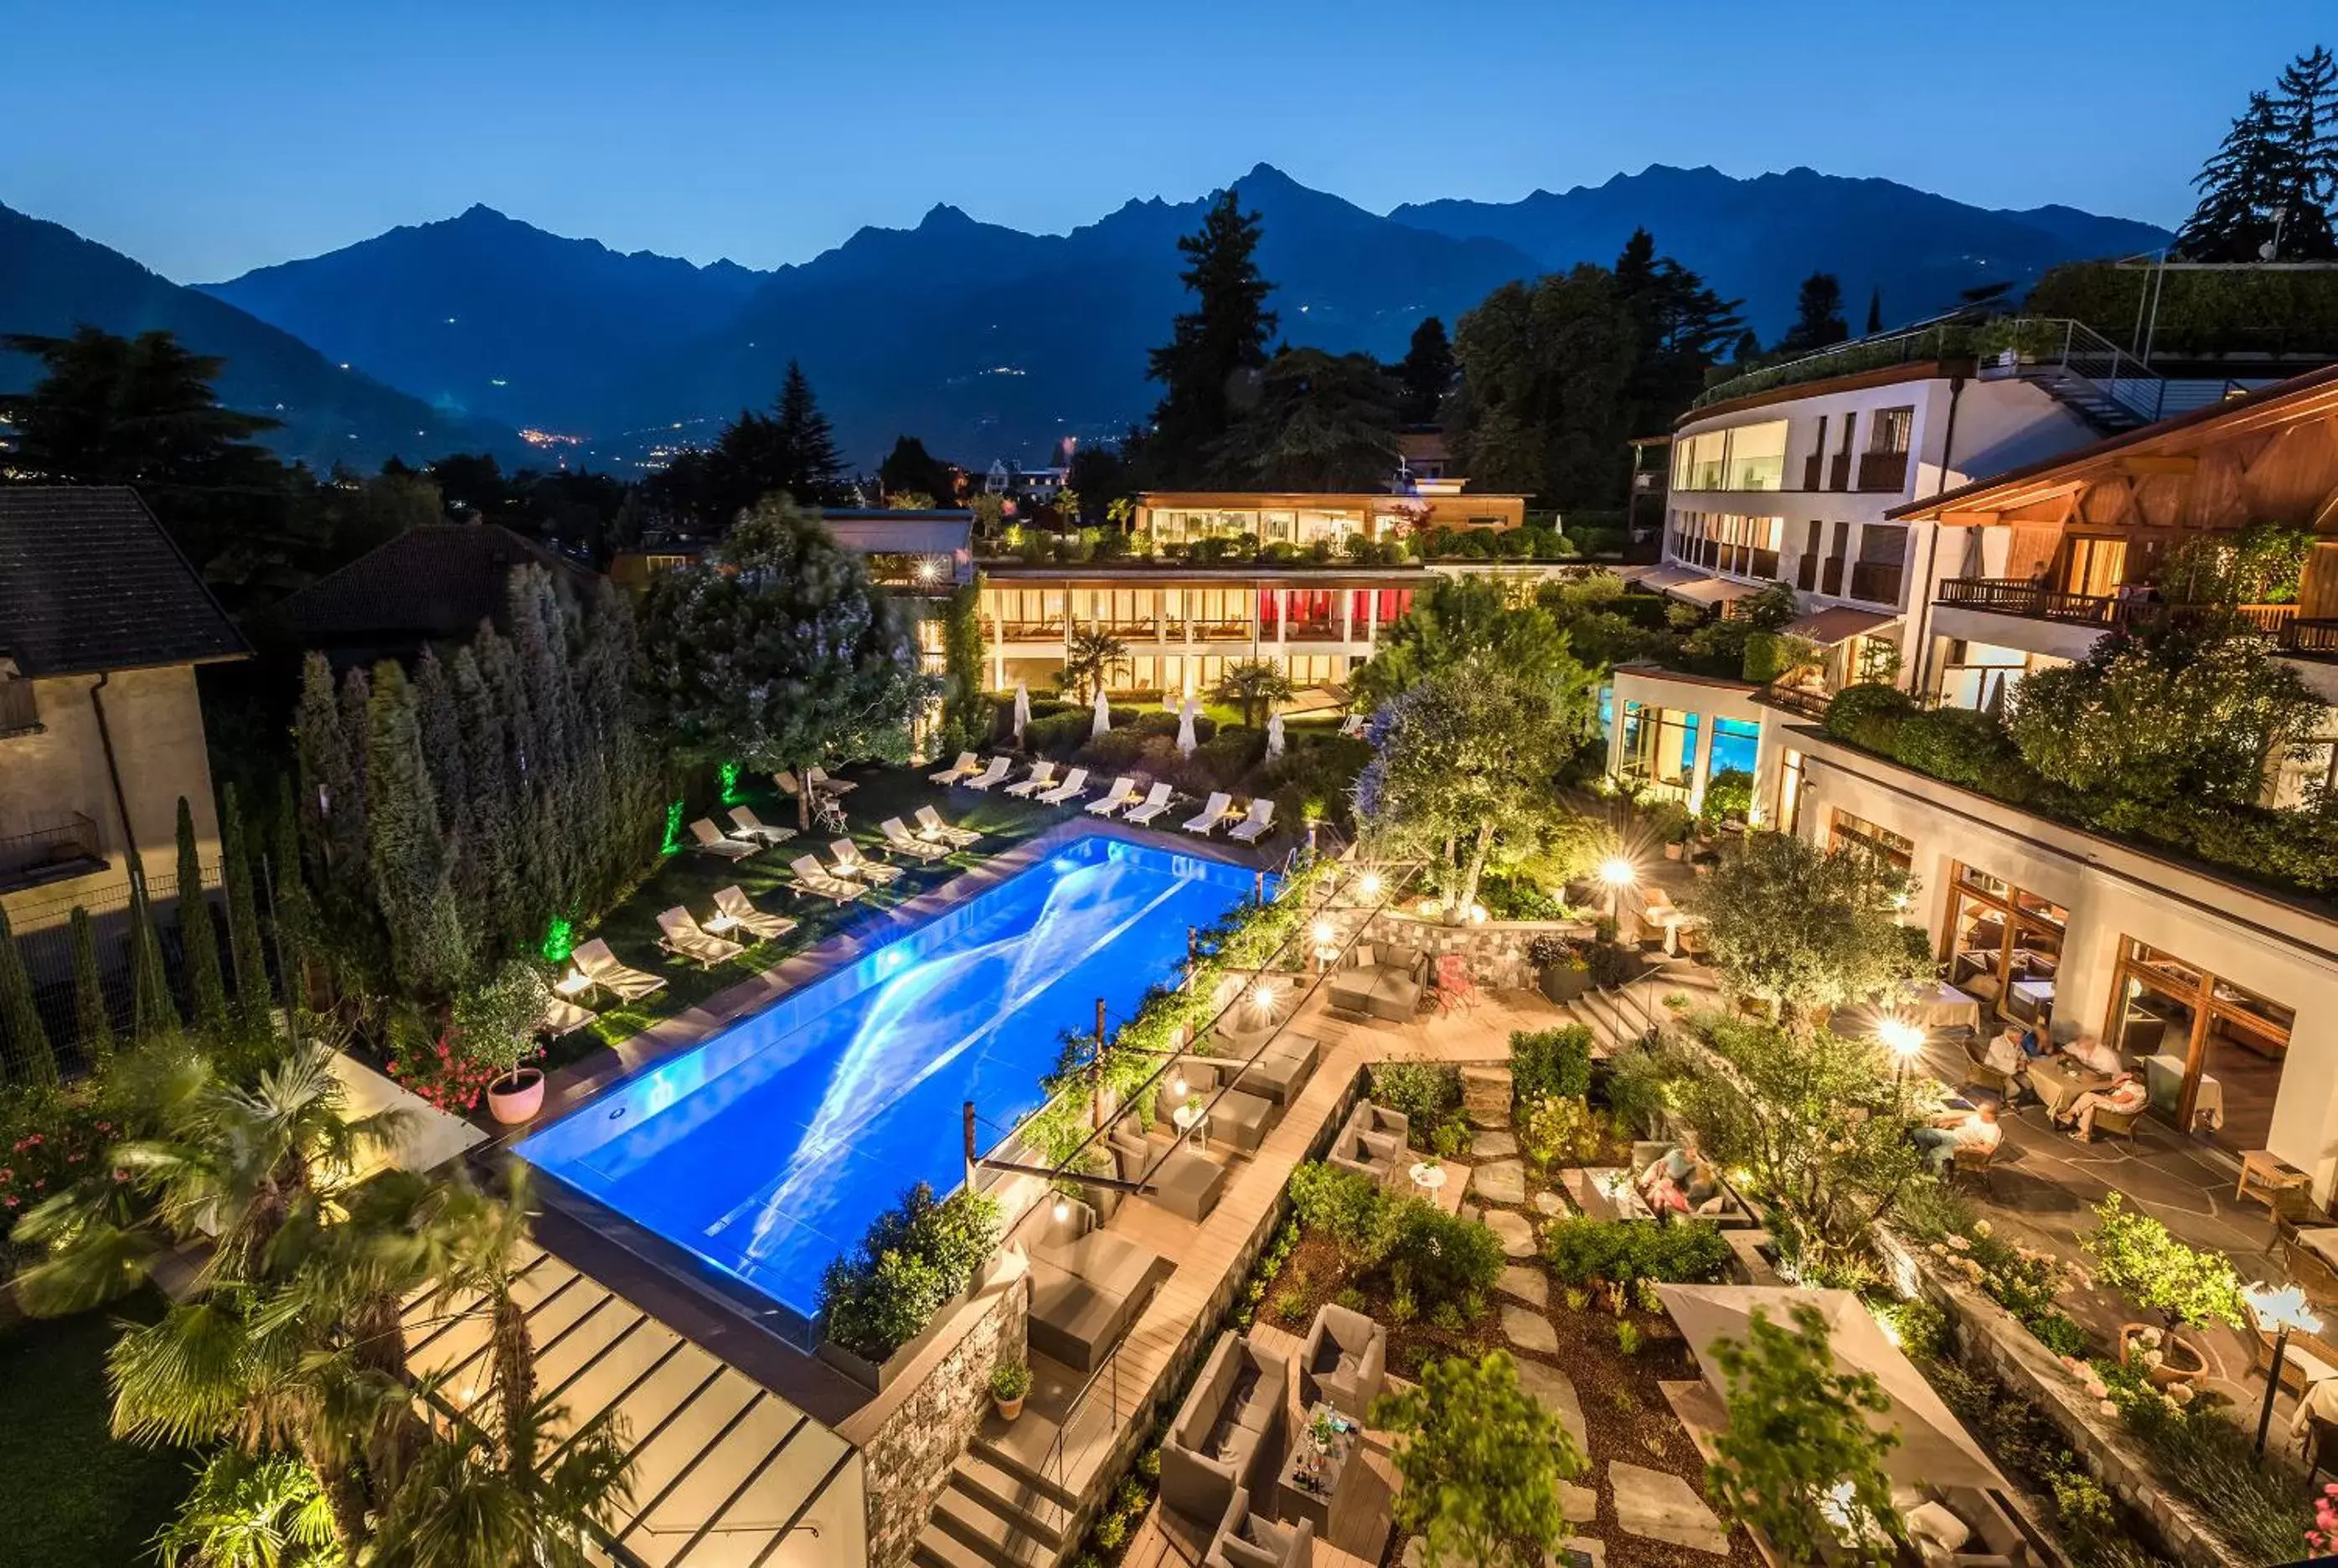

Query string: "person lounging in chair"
[[1912, 1102, 2001, 1176], [2057, 1071, 2147, 1142]]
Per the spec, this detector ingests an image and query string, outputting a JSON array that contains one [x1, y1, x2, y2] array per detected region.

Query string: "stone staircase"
[[1559, 959, 1721, 1054], [913, 1436, 1076, 1568]]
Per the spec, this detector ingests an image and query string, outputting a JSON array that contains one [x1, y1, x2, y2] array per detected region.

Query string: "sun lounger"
[[1339, 714, 1367, 738], [1182, 792, 1235, 835], [828, 839, 903, 885], [788, 855, 864, 904], [915, 805, 982, 847], [536, 995, 597, 1037], [1226, 798, 1276, 844], [881, 817, 952, 863], [711, 885, 797, 941], [1086, 776, 1139, 817], [772, 770, 805, 799], [1037, 766, 1090, 805], [928, 750, 981, 786], [689, 818, 760, 860], [1004, 761, 1059, 798], [726, 807, 797, 847], [570, 939, 668, 1003], [657, 906, 745, 968], [805, 766, 855, 796], [1123, 781, 1177, 827], [960, 756, 1013, 791]]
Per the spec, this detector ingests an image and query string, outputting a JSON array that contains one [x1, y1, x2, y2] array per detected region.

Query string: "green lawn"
[[0, 1297, 191, 1568], [553, 764, 1059, 1061]]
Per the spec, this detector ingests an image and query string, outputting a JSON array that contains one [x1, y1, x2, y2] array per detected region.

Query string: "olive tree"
[[1684, 829, 1923, 1029]]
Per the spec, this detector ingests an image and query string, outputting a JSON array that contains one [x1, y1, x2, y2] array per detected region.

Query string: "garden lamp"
[[1311, 919, 1334, 947], [1357, 869, 1383, 901], [1250, 980, 1281, 1019], [1876, 1016, 1927, 1084], [1598, 854, 1636, 919], [2248, 1280, 2323, 1455], [1051, 1195, 1071, 1224]]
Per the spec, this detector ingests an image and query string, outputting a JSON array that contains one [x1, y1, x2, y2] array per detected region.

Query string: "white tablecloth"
[[1903, 980, 1982, 1033], [2143, 1051, 2223, 1131]]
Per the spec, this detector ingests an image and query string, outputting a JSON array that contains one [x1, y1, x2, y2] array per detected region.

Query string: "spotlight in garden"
[[1051, 1195, 1071, 1224], [1311, 920, 1334, 947], [1357, 870, 1383, 900], [1250, 981, 1281, 1019], [1598, 856, 1637, 890]]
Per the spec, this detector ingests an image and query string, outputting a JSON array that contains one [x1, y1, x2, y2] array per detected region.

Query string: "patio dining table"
[[2028, 1057, 2109, 1120], [1902, 979, 1983, 1034]]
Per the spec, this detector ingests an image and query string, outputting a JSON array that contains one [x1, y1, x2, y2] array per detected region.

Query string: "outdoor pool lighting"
[[2248, 1280, 2324, 1453], [1357, 869, 1383, 900]]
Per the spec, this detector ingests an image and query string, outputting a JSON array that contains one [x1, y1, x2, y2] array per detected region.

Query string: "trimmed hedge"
[[1543, 1216, 1732, 1287]]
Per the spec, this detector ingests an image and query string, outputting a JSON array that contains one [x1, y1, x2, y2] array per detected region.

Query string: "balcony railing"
[[1828, 452, 1852, 491], [1938, 579, 2310, 639], [1802, 453, 1824, 492], [1847, 562, 1905, 605], [1758, 683, 1834, 721], [0, 812, 105, 893], [1819, 558, 1845, 596], [0, 678, 37, 737], [1279, 622, 1344, 642], [1856, 451, 1910, 493]]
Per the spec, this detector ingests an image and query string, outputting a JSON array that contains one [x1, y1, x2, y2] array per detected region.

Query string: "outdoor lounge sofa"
[[711, 885, 796, 941], [1204, 1489, 1313, 1568], [688, 818, 761, 861], [1109, 1122, 1229, 1222], [1326, 1101, 1406, 1187], [569, 939, 667, 1003], [1325, 939, 1427, 1022], [1210, 1019, 1319, 1105], [1298, 1302, 1386, 1421], [1161, 1331, 1293, 1526], [1023, 1198, 1174, 1374], [1123, 781, 1178, 826], [1159, 1057, 1277, 1155], [656, 906, 744, 968], [1898, 1483, 2036, 1567], [725, 807, 797, 847]]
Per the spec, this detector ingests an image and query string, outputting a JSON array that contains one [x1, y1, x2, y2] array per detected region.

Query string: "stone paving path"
[[1473, 1128, 1519, 1158], [1502, 1303, 1559, 1354], [1608, 1462, 1730, 1555], [1498, 1265, 1548, 1308], [1514, 1359, 1588, 1454], [1471, 1158, 1527, 1204], [1484, 1209, 1536, 1256]]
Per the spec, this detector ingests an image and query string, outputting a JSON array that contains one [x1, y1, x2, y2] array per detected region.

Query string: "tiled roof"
[[277, 523, 599, 644], [0, 487, 249, 677]]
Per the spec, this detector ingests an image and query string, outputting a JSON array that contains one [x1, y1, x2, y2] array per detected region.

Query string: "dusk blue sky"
[[3, 0, 2319, 283]]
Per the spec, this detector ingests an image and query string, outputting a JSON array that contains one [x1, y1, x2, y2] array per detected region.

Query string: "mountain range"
[[5, 164, 2170, 472]]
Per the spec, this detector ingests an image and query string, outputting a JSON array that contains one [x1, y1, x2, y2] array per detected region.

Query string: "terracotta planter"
[[993, 1393, 1025, 1422], [487, 1068, 546, 1125], [2119, 1323, 2207, 1387]]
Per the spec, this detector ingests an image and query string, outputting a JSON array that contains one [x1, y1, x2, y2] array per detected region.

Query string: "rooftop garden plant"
[[817, 1182, 1002, 1364], [1542, 1217, 1731, 1292], [1370, 1351, 1585, 1568], [1682, 830, 1923, 1031]]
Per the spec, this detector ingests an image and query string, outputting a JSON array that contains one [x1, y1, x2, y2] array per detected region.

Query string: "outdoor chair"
[[1327, 1103, 1404, 1187], [535, 994, 596, 1037], [1204, 1491, 1312, 1568], [1959, 1034, 2023, 1105], [1086, 776, 1139, 816], [1003, 760, 1058, 798], [725, 806, 797, 847], [914, 805, 982, 847], [1023, 1197, 1173, 1374], [787, 854, 864, 904], [1161, 1332, 1291, 1525], [1298, 1302, 1386, 1421], [1037, 766, 1090, 805], [1159, 1057, 1277, 1155], [688, 818, 760, 861], [805, 766, 854, 795], [1123, 781, 1177, 826], [928, 750, 980, 785], [1326, 940, 1427, 1022], [1338, 714, 1366, 738], [1109, 1122, 1227, 1222], [960, 756, 1014, 791], [1226, 799, 1276, 844], [2308, 1412, 2338, 1488], [880, 817, 952, 863], [828, 839, 902, 885], [772, 770, 805, 800], [1902, 1483, 2034, 1568], [570, 939, 667, 1003], [1948, 1140, 2000, 1198], [711, 885, 796, 941], [1182, 792, 1236, 835], [656, 906, 744, 968]]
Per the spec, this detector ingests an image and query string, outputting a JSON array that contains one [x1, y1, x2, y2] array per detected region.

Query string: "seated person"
[[1911, 1101, 2002, 1176], [1634, 1133, 1700, 1202], [2062, 1034, 2123, 1078], [2058, 1070, 2147, 1142], [1983, 1026, 2031, 1085], [2018, 1003, 2056, 1059]]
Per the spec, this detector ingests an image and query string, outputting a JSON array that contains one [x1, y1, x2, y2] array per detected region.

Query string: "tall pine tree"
[[2275, 45, 2338, 258], [2176, 91, 2292, 260], [0, 903, 57, 1086], [1775, 272, 1849, 354], [1395, 317, 1455, 426], [772, 361, 848, 503], [174, 797, 230, 1032], [1146, 190, 1277, 485]]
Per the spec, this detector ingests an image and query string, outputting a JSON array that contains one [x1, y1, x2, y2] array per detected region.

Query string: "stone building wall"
[[857, 1277, 1028, 1568]]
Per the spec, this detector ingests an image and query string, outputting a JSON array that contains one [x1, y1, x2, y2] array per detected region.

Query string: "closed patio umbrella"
[[1013, 681, 1030, 742], [1176, 698, 1199, 757], [1092, 685, 1112, 740], [1267, 710, 1286, 760], [1656, 1284, 2005, 1493]]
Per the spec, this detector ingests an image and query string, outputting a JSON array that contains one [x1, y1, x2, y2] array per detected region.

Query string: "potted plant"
[[460, 959, 555, 1125], [1529, 934, 1590, 1004], [2083, 1194, 2248, 1388], [990, 1358, 1032, 1421]]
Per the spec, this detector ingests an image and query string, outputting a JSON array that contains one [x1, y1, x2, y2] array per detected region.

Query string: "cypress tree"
[[479, 621, 557, 941], [1146, 190, 1277, 485], [452, 643, 526, 959], [772, 360, 848, 503], [414, 648, 479, 937], [0, 903, 57, 1087], [293, 653, 362, 889], [68, 907, 114, 1065], [365, 662, 472, 997], [508, 569, 582, 917], [126, 882, 180, 1042], [1865, 287, 1883, 336], [174, 797, 230, 1032], [219, 783, 270, 1024], [268, 782, 320, 1000]]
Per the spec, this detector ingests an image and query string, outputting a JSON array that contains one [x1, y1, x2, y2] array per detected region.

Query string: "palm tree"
[[415, 1168, 542, 1461], [367, 1393, 632, 1568], [1214, 658, 1293, 730], [1060, 629, 1129, 704], [155, 1449, 340, 1568]]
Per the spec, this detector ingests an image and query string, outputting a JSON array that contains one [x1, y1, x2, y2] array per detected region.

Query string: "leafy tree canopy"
[[1775, 271, 1850, 355], [1354, 575, 1598, 715], [2175, 48, 2338, 261], [1684, 829, 1923, 1029], [1396, 316, 1456, 426], [1370, 1351, 1584, 1568], [1448, 265, 1638, 508], [878, 434, 958, 503], [1210, 347, 1400, 491], [1145, 191, 1277, 486]]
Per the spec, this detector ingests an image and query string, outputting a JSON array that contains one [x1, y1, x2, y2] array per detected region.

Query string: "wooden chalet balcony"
[[1936, 578, 2314, 643]]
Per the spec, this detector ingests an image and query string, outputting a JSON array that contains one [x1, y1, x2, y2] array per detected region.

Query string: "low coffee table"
[[1276, 1400, 1360, 1533]]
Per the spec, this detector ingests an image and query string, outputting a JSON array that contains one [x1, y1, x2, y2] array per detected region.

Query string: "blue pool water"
[[516, 834, 1257, 1325]]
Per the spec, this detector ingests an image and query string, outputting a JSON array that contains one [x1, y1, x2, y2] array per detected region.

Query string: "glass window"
[[1675, 431, 1727, 490], [1829, 809, 1912, 869], [1943, 864, 2066, 1024], [1778, 749, 1806, 834], [1723, 420, 1788, 491], [1711, 717, 1760, 776]]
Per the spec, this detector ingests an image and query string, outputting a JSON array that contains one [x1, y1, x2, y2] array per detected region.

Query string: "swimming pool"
[[516, 833, 1257, 1330]]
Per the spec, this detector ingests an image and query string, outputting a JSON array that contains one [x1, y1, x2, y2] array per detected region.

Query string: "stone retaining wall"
[[855, 1271, 1029, 1568], [1876, 1227, 2231, 1568], [1365, 910, 1592, 992]]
